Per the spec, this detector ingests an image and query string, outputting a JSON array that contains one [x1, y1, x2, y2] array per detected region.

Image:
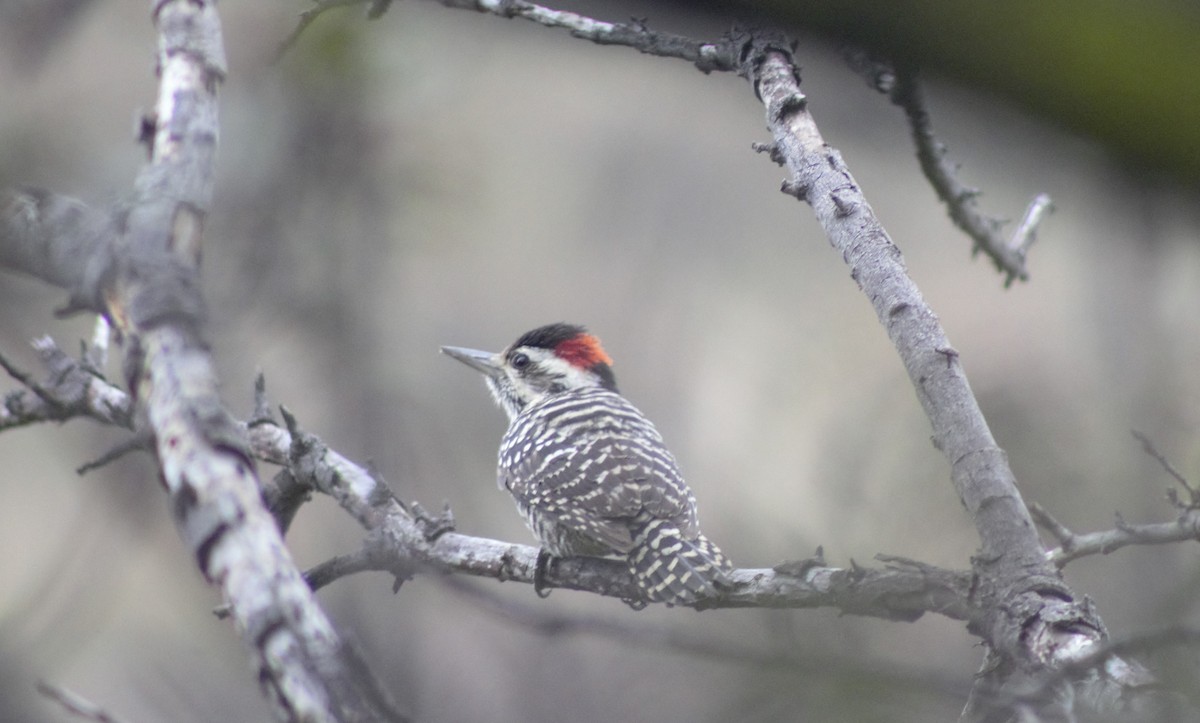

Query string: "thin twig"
[[275, 0, 368, 61], [305, 548, 381, 592], [1036, 501, 1200, 567], [0, 337, 133, 430], [37, 681, 133, 723], [1032, 448, 1200, 567], [85, 315, 110, 372], [1133, 430, 1199, 505], [0, 346, 61, 410], [280, 0, 739, 73], [215, 546, 383, 619], [889, 63, 1051, 286], [1009, 193, 1054, 260], [249, 371, 273, 425], [440, 0, 736, 71], [1029, 501, 1075, 548], [76, 434, 153, 475]]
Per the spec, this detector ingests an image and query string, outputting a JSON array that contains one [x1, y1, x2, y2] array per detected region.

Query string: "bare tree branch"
[[249, 406, 976, 618], [75, 434, 152, 475], [276, 0, 368, 60], [1134, 429, 1200, 506], [373, 2, 1054, 289], [298, 547, 972, 703], [303, 10, 1075, 666], [101, 1, 404, 717], [436, 0, 736, 71], [0, 336, 131, 430], [0, 2, 406, 720], [889, 64, 1051, 286], [0, 341, 979, 623], [283, 0, 738, 72], [0, 336, 982, 621], [84, 315, 110, 372], [6, 3, 1191, 720], [1032, 491, 1200, 569], [36, 681, 133, 723], [1031, 435, 1200, 567], [1009, 193, 1054, 263], [347, 14, 1091, 687], [11, 341, 1194, 627], [0, 331, 973, 620], [733, 31, 1135, 721]]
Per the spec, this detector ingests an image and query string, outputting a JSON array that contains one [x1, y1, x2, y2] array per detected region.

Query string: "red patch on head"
[[554, 334, 613, 369]]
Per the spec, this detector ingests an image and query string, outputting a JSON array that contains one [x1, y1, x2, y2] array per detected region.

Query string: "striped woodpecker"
[[442, 323, 733, 606]]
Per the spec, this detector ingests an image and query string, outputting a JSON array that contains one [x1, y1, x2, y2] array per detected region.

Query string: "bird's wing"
[[498, 390, 700, 552]]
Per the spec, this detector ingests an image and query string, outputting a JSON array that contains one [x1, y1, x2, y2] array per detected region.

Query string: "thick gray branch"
[[748, 40, 1051, 579], [1, 2, 404, 720], [112, 3, 402, 721], [737, 36, 1130, 720]]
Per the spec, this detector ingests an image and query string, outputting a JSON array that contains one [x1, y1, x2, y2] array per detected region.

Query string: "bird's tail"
[[628, 519, 734, 606]]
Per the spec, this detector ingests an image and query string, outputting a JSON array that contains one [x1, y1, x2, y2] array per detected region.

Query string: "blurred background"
[[1, 1, 1199, 721]]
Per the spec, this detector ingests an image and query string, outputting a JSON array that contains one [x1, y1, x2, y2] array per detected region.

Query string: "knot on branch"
[[117, 252, 207, 332], [772, 545, 827, 579], [731, 28, 800, 100], [751, 141, 785, 166], [280, 405, 329, 489]]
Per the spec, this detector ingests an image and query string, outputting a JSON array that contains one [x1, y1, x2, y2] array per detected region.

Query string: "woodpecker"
[[441, 323, 733, 606]]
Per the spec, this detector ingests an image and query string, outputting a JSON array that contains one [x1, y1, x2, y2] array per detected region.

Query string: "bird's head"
[[442, 323, 618, 420]]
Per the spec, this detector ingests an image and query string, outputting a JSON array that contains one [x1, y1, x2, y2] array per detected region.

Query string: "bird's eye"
[[510, 352, 531, 370]]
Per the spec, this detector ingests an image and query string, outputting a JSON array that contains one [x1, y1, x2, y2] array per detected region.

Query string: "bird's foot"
[[533, 548, 555, 598]]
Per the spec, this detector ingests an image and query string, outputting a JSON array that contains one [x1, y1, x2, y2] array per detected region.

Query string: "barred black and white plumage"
[[442, 323, 733, 606]]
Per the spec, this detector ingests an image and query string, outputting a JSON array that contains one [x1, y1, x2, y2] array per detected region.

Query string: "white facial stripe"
[[508, 347, 594, 400], [486, 344, 609, 422]]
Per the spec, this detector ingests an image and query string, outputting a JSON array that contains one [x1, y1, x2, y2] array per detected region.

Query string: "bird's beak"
[[441, 345, 505, 378]]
